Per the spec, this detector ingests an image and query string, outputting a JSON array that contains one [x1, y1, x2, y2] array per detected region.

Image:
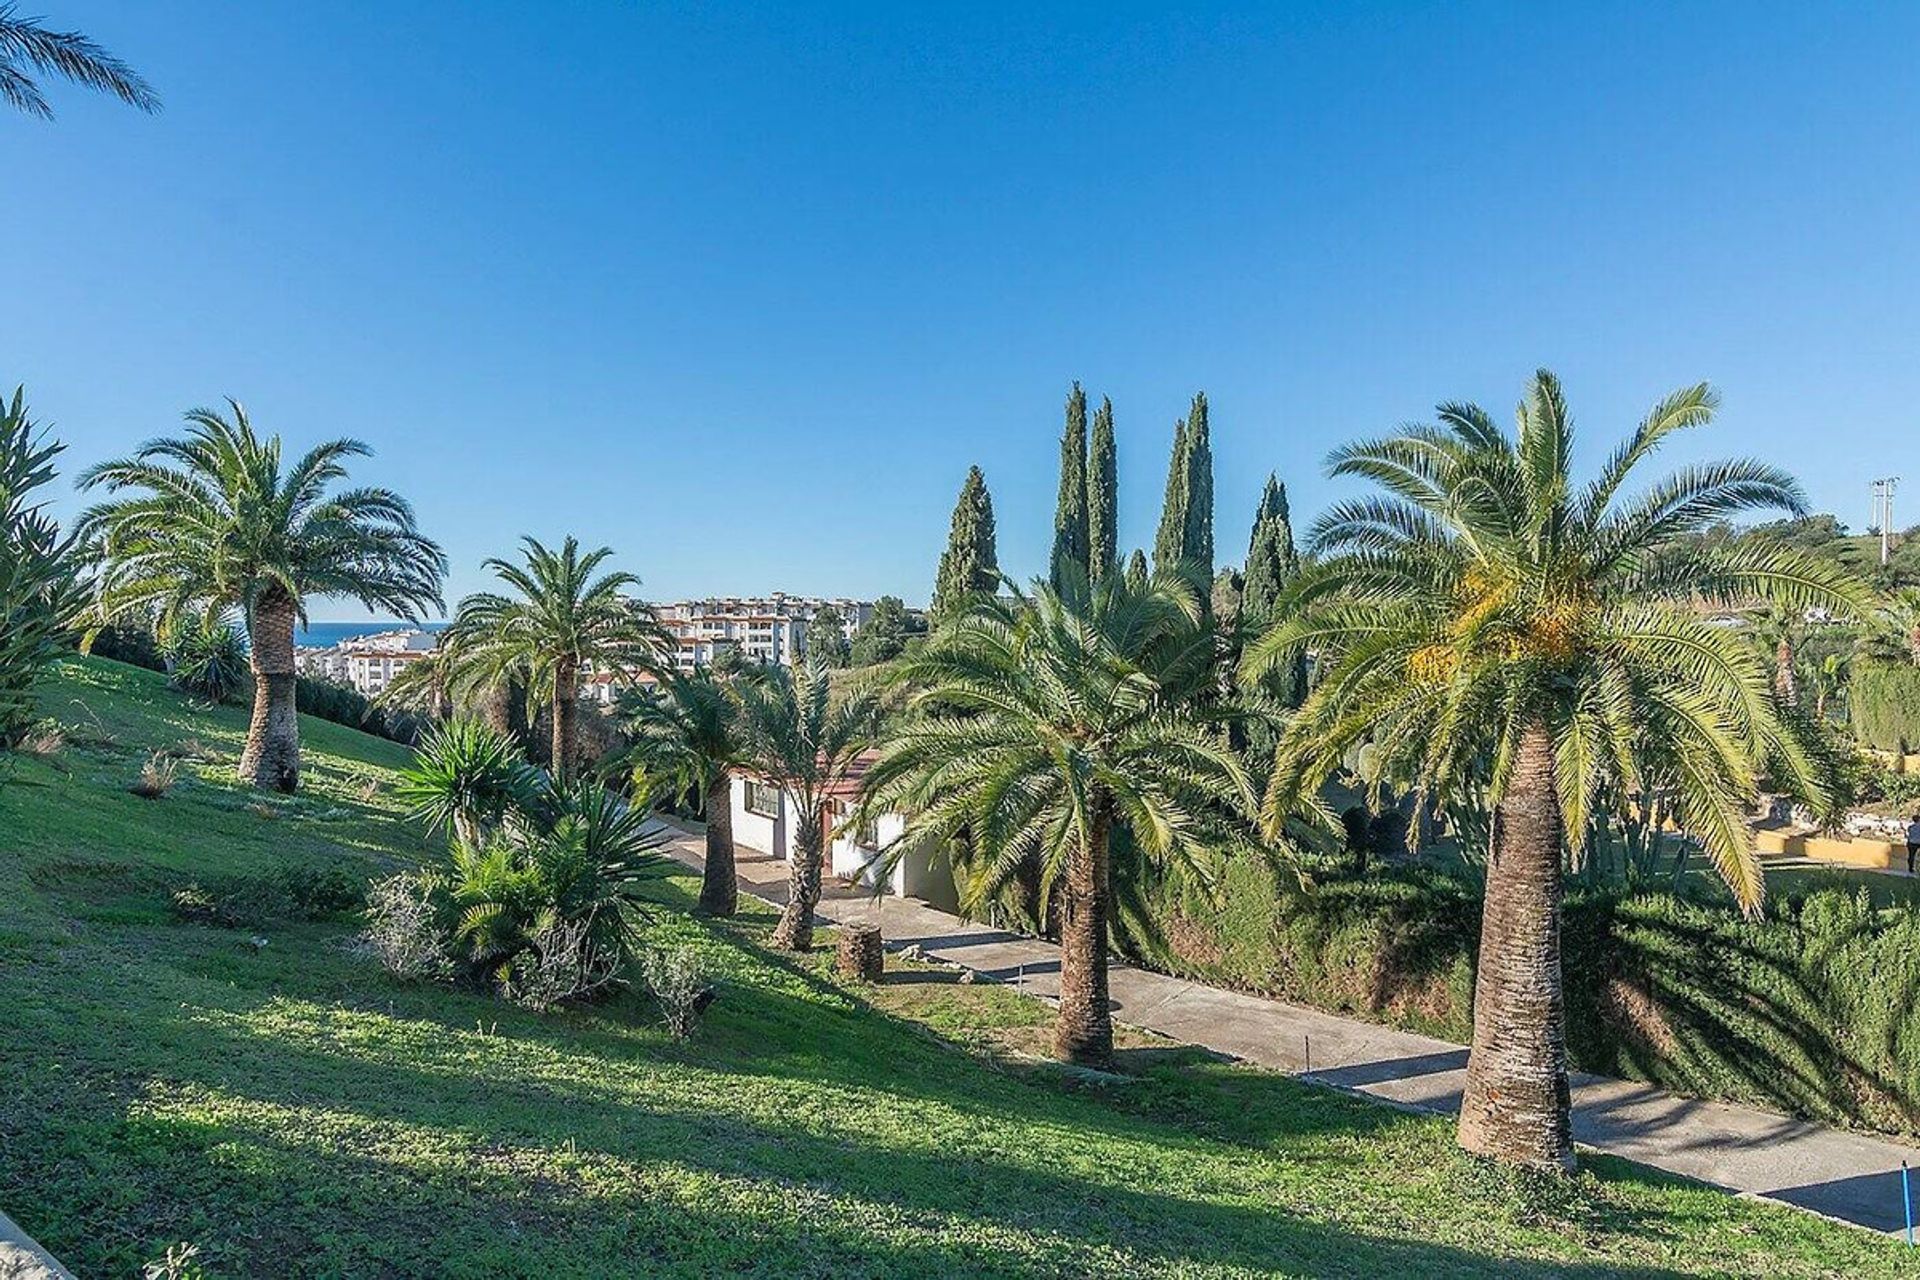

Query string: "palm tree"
[[1243, 370, 1862, 1171], [80, 402, 445, 791], [449, 537, 666, 782], [621, 665, 754, 916], [0, 5, 159, 118], [733, 657, 881, 952], [379, 640, 456, 721], [863, 571, 1257, 1067]]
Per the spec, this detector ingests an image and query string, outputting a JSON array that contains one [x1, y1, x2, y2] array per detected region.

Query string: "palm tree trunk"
[[1054, 795, 1114, 1068], [771, 802, 822, 951], [238, 587, 301, 792], [699, 768, 739, 916], [552, 659, 577, 782], [1457, 720, 1574, 1172], [1774, 638, 1798, 707]]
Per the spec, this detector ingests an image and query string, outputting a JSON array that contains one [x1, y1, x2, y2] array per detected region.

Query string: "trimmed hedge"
[[1852, 660, 1920, 753], [1124, 862, 1920, 1138]]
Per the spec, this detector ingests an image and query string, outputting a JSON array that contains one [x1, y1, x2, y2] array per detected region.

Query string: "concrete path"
[[666, 833, 1920, 1237]]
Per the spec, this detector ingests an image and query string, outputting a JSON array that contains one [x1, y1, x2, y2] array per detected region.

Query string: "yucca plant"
[[445, 781, 672, 992], [397, 718, 541, 848], [863, 569, 1261, 1067], [1243, 369, 1865, 1171], [0, 385, 86, 755], [162, 615, 249, 704]]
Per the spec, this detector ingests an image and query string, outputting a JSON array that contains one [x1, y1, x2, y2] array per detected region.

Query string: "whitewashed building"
[[656, 595, 876, 671], [728, 753, 958, 912]]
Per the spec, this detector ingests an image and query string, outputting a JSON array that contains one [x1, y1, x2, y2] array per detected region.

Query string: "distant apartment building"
[[295, 628, 438, 698], [654, 594, 875, 671]]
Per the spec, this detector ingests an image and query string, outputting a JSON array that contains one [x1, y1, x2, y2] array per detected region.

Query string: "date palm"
[[80, 402, 445, 791], [733, 657, 881, 952], [863, 571, 1256, 1067], [449, 537, 666, 782], [1, 5, 159, 119], [621, 665, 754, 916], [1244, 370, 1862, 1171]]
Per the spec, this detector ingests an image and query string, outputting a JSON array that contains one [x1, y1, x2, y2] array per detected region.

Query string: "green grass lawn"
[[2, 657, 1912, 1277]]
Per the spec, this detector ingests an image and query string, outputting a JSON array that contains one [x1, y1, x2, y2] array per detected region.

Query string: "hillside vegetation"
[[1, 657, 1910, 1277]]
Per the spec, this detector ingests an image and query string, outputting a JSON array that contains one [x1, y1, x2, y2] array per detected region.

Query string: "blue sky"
[[6, 2, 1918, 617]]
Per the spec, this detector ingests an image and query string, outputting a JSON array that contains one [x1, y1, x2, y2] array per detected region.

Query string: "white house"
[[727, 752, 959, 913]]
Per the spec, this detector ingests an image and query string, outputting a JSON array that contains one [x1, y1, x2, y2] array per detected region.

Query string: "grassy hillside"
[[1, 657, 1911, 1277]]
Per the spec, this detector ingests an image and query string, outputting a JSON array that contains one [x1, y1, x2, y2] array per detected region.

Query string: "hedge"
[[1122, 861, 1920, 1138], [1852, 660, 1920, 753]]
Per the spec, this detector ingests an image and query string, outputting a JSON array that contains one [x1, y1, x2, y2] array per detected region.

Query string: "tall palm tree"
[[0, 5, 159, 119], [621, 665, 755, 916], [863, 571, 1257, 1067], [449, 537, 666, 782], [80, 402, 445, 791], [734, 657, 881, 952], [1243, 370, 1861, 1171]]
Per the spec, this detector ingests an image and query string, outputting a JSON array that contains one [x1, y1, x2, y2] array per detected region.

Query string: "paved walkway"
[[664, 832, 1920, 1237]]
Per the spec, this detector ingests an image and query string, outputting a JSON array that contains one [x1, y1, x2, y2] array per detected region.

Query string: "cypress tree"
[[1152, 417, 1191, 576], [1088, 396, 1117, 583], [931, 465, 999, 619], [1241, 474, 1297, 623], [1183, 391, 1214, 581], [1049, 382, 1090, 591], [1125, 548, 1149, 590], [1242, 474, 1305, 704]]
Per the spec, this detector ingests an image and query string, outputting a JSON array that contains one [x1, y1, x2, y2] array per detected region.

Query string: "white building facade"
[[656, 595, 876, 671]]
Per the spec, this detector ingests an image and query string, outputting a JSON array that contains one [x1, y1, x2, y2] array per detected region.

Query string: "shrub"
[[359, 872, 455, 981], [505, 916, 624, 1011], [0, 386, 86, 753], [1851, 660, 1920, 753], [642, 945, 714, 1039], [171, 863, 365, 927], [131, 750, 180, 799], [297, 675, 426, 745], [1123, 860, 1920, 1139], [163, 617, 249, 703]]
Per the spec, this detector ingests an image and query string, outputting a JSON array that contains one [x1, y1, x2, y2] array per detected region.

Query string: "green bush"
[[162, 618, 249, 703], [1850, 660, 1920, 753], [1123, 865, 1920, 1137], [170, 863, 366, 927], [297, 675, 425, 745]]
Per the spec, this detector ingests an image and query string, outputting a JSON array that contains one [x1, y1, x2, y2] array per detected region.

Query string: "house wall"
[[730, 776, 785, 859]]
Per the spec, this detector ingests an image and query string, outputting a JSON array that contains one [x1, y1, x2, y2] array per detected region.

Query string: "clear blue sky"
[[6, 3, 1918, 617]]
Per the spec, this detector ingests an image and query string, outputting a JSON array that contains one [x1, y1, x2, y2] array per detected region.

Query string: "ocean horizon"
[[296, 620, 448, 649]]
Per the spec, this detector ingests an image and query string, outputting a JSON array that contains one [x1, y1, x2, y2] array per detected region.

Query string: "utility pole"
[[1871, 477, 1901, 565]]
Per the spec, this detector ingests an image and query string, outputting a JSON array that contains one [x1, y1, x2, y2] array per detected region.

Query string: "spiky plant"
[[161, 615, 249, 704], [0, 385, 85, 754], [732, 657, 882, 952], [863, 569, 1259, 1067], [448, 537, 667, 781], [0, 5, 158, 119], [398, 718, 541, 848], [1243, 369, 1864, 1171], [80, 402, 445, 792]]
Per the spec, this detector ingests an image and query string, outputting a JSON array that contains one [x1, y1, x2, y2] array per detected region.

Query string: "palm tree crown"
[[449, 536, 667, 780], [864, 569, 1255, 1066], [1242, 369, 1863, 1170], [1, 5, 158, 118], [621, 664, 756, 915], [733, 657, 882, 951], [80, 401, 445, 789]]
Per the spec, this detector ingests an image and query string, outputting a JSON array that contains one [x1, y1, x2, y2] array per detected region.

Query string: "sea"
[[296, 621, 450, 649]]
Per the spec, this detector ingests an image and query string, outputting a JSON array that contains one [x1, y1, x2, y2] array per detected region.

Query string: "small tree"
[[931, 466, 999, 619], [849, 595, 912, 668], [621, 665, 752, 915], [1049, 383, 1091, 592], [735, 658, 881, 951], [806, 604, 851, 668], [1088, 397, 1118, 583], [0, 386, 85, 752]]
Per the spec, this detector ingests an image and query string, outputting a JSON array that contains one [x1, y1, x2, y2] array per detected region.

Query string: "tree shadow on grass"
[[34, 1009, 1709, 1280]]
